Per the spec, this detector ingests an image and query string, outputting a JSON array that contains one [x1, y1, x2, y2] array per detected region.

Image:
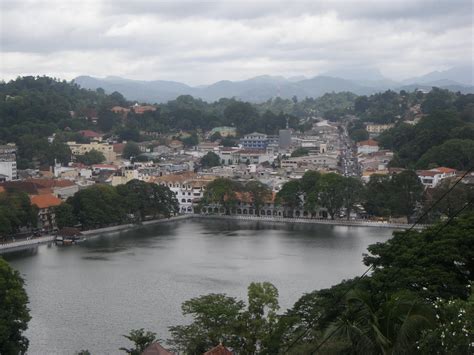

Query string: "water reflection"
[[6, 219, 394, 354]]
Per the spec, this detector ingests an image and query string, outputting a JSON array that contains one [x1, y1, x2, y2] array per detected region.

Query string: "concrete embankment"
[[0, 215, 192, 254], [197, 214, 428, 230], [0, 214, 427, 254]]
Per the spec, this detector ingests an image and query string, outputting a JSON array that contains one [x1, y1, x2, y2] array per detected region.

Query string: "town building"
[[240, 132, 268, 150], [67, 141, 117, 163], [366, 123, 394, 135], [357, 139, 380, 154], [154, 173, 216, 214], [209, 126, 237, 137], [30, 194, 62, 231], [417, 167, 457, 188], [0, 144, 17, 181]]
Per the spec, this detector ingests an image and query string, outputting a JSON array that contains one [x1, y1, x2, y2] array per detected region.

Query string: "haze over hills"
[[74, 66, 473, 103]]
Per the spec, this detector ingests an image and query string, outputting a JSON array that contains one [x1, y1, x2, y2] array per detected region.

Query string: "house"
[[204, 344, 233, 355], [141, 342, 175, 355], [78, 130, 103, 142], [168, 140, 184, 152], [209, 126, 237, 138], [417, 167, 457, 188], [67, 142, 117, 163], [366, 123, 394, 135], [357, 139, 379, 154], [30, 194, 62, 231], [131, 103, 157, 114], [25, 178, 79, 200], [110, 106, 130, 116]]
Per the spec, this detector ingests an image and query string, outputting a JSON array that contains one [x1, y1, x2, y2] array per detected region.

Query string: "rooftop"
[[30, 194, 62, 209]]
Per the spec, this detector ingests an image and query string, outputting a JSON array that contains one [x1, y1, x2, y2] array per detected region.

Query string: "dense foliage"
[[163, 212, 474, 354], [0, 76, 128, 168], [0, 258, 31, 354], [56, 180, 178, 229], [0, 189, 38, 239], [376, 91, 474, 169]]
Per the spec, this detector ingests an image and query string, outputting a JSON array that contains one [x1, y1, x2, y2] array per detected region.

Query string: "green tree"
[[169, 294, 245, 353], [417, 139, 474, 170], [245, 180, 272, 216], [290, 148, 309, 157], [200, 178, 241, 215], [181, 132, 199, 147], [389, 170, 423, 219], [120, 328, 157, 355], [342, 177, 364, 220], [275, 180, 302, 210], [364, 213, 474, 300], [67, 184, 126, 229], [0, 258, 31, 355], [200, 151, 220, 169], [54, 203, 76, 229], [318, 173, 346, 219], [76, 149, 105, 165], [350, 128, 369, 142], [424, 178, 474, 220], [325, 290, 434, 354], [122, 142, 141, 160]]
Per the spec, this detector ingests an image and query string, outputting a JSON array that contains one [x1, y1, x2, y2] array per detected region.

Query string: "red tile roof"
[[26, 178, 76, 188], [79, 130, 102, 138], [30, 194, 62, 209], [141, 342, 174, 355], [435, 167, 456, 173], [204, 344, 233, 355], [357, 139, 379, 146]]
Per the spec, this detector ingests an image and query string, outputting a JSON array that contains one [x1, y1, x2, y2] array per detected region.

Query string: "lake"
[[5, 219, 394, 354]]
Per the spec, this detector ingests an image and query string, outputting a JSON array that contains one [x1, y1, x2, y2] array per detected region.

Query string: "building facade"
[[0, 144, 17, 181]]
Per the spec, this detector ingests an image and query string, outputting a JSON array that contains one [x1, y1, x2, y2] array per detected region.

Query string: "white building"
[[357, 139, 380, 154], [154, 173, 216, 214], [417, 167, 457, 188], [0, 144, 17, 181]]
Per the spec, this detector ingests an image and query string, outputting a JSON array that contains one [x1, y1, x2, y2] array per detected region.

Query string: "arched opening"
[[303, 211, 308, 217], [213, 207, 219, 213], [261, 210, 265, 216], [295, 210, 300, 217], [243, 209, 248, 215], [249, 209, 254, 215], [181, 198, 186, 203], [237, 209, 242, 214], [267, 210, 272, 215]]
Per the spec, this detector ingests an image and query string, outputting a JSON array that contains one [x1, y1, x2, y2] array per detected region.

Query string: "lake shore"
[[0, 214, 427, 254]]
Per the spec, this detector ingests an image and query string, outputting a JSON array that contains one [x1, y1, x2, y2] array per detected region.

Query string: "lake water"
[[5, 219, 394, 354]]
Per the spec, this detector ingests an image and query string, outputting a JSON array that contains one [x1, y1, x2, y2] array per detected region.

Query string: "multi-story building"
[[240, 132, 268, 150], [154, 173, 216, 214], [357, 139, 380, 154], [67, 141, 117, 163], [417, 167, 457, 188], [0, 144, 17, 181]]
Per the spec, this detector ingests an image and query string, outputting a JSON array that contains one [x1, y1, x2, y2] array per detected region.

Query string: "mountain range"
[[74, 66, 473, 103]]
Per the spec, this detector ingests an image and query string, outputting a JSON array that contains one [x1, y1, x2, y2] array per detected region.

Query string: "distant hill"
[[74, 66, 474, 103]]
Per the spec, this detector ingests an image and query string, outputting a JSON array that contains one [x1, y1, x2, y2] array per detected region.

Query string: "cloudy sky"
[[0, 0, 472, 85]]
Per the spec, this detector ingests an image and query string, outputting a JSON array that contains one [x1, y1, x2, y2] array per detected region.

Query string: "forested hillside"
[[377, 89, 474, 169], [2, 76, 473, 171]]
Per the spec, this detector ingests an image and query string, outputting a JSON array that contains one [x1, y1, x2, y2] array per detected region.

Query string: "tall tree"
[[0, 258, 31, 354], [318, 173, 345, 219], [245, 180, 272, 216], [120, 329, 157, 355]]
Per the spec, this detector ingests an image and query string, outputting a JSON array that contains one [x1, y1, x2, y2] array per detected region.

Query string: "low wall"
[[0, 214, 427, 254], [197, 214, 428, 230]]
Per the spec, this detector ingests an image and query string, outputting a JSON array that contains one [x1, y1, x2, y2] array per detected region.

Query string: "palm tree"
[[322, 290, 435, 354]]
